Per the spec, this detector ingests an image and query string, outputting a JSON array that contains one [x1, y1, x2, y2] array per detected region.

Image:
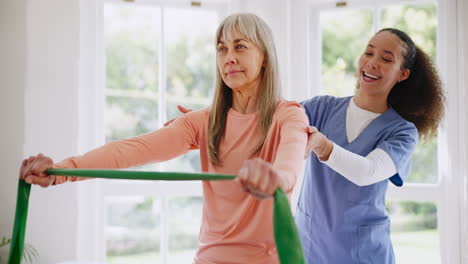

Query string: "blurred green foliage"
[[321, 4, 437, 96], [105, 32, 213, 142], [387, 201, 438, 232]]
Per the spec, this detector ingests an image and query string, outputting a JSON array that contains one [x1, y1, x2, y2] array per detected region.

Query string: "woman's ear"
[[400, 68, 410, 82]]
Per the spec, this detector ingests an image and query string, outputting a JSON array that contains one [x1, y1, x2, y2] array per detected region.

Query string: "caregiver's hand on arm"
[[19, 153, 55, 188], [238, 158, 286, 200], [305, 126, 334, 161], [163, 105, 193, 126]]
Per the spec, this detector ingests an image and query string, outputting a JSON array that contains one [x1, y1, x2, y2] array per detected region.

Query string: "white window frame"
[[77, 1, 229, 262], [76, 0, 468, 263], [305, 0, 466, 263]]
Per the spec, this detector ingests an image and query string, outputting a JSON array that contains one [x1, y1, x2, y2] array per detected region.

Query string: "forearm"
[[322, 143, 397, 186], [273, 128, 308, 193], [54, 126, 193, 184]]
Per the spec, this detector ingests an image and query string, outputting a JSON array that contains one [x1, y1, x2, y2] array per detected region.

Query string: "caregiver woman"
[[18, 13, 308, 264], [298, 28, 445, 263], [164, 27, 445, 263]]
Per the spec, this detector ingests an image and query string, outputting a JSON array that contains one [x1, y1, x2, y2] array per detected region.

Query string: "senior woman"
[[19, 13, 308, 264]]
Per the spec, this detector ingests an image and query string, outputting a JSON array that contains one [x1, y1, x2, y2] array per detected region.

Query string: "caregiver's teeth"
[[364, 72, 380, 80]]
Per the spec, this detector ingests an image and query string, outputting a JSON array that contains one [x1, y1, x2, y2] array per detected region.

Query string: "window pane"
[[106, 196, 161, 264], [104, 7, 163, 261], [320, 9, 374, 97], [381, 4, 438, 183], [165, 8, 217, 108], [163, 8, 219, 172], [381, 4, 437, 59], [105, 96, 157, 140], [105, 4, 160, 142], [103, 4, 217, 264], [168, 196, 203, 263], [406, 138, 438, 183], [388, 201, 440, 264]]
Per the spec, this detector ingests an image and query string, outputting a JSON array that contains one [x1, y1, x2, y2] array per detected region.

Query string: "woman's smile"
[[361, 71, 382, 82]]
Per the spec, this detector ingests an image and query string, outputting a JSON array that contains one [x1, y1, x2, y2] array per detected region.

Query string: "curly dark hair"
[[378, 28, 445, 140]]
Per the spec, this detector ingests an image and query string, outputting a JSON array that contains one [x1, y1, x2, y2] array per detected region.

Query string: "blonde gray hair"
[[208, 13, 280, 165]]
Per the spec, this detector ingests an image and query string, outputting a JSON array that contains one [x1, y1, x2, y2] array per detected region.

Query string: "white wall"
[[0, 0, 27, 260], [436, 0, 468, 262], [0, 0, 84, 263], [23, 0, 82, 262]]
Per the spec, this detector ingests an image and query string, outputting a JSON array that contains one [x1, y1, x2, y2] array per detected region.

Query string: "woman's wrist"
[[317, 139, 333, 161]]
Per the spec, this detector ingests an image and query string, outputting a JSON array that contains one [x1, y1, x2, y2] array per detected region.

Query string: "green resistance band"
[[9, 169, 305, 264]]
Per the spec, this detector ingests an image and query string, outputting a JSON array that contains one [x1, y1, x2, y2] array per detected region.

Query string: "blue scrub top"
[[296, 96, 418, 264]]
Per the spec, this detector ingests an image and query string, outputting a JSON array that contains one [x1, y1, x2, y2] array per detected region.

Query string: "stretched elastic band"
[[9, 169, 305, 264]]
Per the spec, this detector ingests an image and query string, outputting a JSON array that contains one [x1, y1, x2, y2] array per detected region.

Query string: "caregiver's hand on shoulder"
[[19, 153, 55, 187], [305, 126, 333, 161], [238, 158, 286, 200], [163, 105, 193, 126]]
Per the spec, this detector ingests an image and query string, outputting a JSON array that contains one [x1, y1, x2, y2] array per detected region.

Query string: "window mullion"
[[160, 196, 169, 264], [158, 6, 169, 264], [386, 184, 441, 202], [373, 6, 381, 32], [158, 7, 167, 129]]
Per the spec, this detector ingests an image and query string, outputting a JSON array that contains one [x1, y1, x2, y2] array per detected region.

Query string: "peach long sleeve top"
[[53, 99, 308, 264]]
